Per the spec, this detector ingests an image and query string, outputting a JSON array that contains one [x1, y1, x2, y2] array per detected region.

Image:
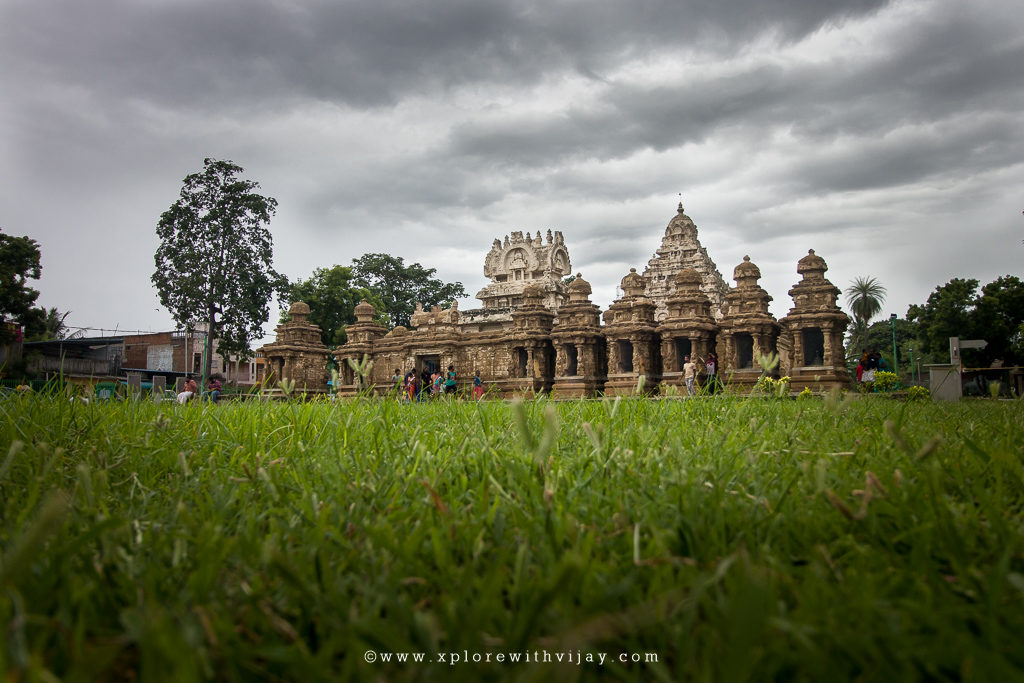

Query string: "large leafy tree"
[[973, 276, 1024, 365], [844, 276, 887, 357], [351, 253, 467, 328], [0, 230, 42, 344], [152, 159, 287, 380], [906, 278, 980, 363], [908, 276, 1024, 367], [281, 265, 385, 348]]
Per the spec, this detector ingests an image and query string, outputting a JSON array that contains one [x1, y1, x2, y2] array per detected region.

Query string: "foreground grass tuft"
[[1, 394, 1023, 681]]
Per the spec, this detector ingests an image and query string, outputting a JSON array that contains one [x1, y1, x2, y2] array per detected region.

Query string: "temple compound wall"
[[267, 206, 851, 396]]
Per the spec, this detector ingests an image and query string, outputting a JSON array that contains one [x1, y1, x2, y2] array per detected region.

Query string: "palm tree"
[[845, 276, 887, 358]]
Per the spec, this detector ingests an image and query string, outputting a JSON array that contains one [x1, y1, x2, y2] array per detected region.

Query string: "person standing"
[[445, 364, 457, 396], [405, 371, 415, 402], [683, 356, 698, 396], [473, 371, 484, 400], [420, 368, 431, 401], [704, 352, 718, 394], [862, 351, 878, 385]]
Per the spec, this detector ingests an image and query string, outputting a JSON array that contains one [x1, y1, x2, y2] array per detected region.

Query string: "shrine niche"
[[551, 274, 606, 399], [603, 269, 659, 396], [259, 301, 331, 393], [778, 250, 851, 391], [506, 284, 556, 396], [468, 229, 571, 326], [657, 267, 717, 393], [717, 256, 780, 389], [334, 299, 386, 389]]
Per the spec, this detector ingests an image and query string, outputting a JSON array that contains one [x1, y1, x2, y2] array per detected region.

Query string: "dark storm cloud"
[[447, 2, 1024, 183], [3, 0, 888, 112], [3, 0, 1022, 333]]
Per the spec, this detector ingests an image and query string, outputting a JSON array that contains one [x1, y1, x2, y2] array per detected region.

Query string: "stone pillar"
[[578, 344, 590, 376], [152, 375, 166, 403], [661, 339, 675, 373], [631, 337, 644, 374], [555, 345, 567, 376], [127, 372, 142, 399]]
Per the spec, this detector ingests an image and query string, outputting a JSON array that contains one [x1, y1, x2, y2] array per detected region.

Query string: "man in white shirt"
[[683, 356, 698, 396]]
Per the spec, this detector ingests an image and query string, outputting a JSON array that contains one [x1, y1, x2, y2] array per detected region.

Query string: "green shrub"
[[874, 370, 899, 392], [907, 385, 930, 401], [753, 375, 790, 397]]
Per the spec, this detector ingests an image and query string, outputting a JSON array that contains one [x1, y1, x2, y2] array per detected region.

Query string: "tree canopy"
[[280, 265, 385, 348], [844, 276, 887, 358], [152, 158, 287, 379], [350, 253, 467, 328], [0, 230, 42, 344], [860, 317, 918, 370], [907, 276, 1024, 367], [21, 306, 77, 342]]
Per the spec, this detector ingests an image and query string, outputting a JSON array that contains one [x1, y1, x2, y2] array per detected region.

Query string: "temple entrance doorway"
[[802, 328, 825, 366], [674, 338, 692, 371], [417, 355, 440, 375], [736, 334, 754, 368], [617, 340, 634, 373]]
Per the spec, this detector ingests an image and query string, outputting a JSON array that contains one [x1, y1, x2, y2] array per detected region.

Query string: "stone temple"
[[459, 229, 571, 330], [643, 203, 729, 321], [263, 203, 851, 396]]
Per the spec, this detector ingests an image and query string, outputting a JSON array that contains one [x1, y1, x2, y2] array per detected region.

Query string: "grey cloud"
[[3, 0, 889, 113], [443, 1, 1024, 178]]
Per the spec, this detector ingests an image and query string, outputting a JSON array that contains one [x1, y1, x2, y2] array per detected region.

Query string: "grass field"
[[1, 393, 1023, 682]]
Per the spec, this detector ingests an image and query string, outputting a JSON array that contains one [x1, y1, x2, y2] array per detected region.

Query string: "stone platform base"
[[604, 373, 659, 397], [497, 377, 552, 399], [551, 376, 604, 399], [787, 366, 851, 393]]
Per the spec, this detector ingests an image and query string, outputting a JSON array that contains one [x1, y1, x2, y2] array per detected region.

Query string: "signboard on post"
[[949, 337, 987, 366]]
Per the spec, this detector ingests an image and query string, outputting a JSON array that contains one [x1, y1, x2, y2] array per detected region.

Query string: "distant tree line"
[[280, 254, 467, 349], [847, 275, 1024, 372]]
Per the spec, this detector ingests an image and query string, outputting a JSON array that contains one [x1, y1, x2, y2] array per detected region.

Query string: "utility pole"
[[889, 313, 899, 377]]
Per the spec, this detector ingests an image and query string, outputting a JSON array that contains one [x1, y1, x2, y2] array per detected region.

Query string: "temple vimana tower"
[[265, 202, 851, 396]]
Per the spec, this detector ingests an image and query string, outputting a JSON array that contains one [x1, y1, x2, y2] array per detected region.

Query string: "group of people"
[[175, 375, 222, 404], [392, 365, 485, 401], [682, 352, 720, 396], [855, 349, 890, 385]]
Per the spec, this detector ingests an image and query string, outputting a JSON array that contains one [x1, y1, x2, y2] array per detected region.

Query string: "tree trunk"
[[203, 306, 216, 386]]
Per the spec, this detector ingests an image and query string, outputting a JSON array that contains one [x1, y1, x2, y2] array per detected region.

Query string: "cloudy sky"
[[3, 0, 1022, 342]]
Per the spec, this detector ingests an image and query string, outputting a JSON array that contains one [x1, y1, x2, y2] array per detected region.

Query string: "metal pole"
[[909, 347, 915, 383], [201, 329, 208, 398], [889, 313, 899, 377]]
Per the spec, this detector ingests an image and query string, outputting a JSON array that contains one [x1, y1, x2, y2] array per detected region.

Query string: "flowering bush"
[[798, 387, 815, 400], [754, 375, 791, 397], [873, 371, 899, 392], [907, 385, 930, 401]]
